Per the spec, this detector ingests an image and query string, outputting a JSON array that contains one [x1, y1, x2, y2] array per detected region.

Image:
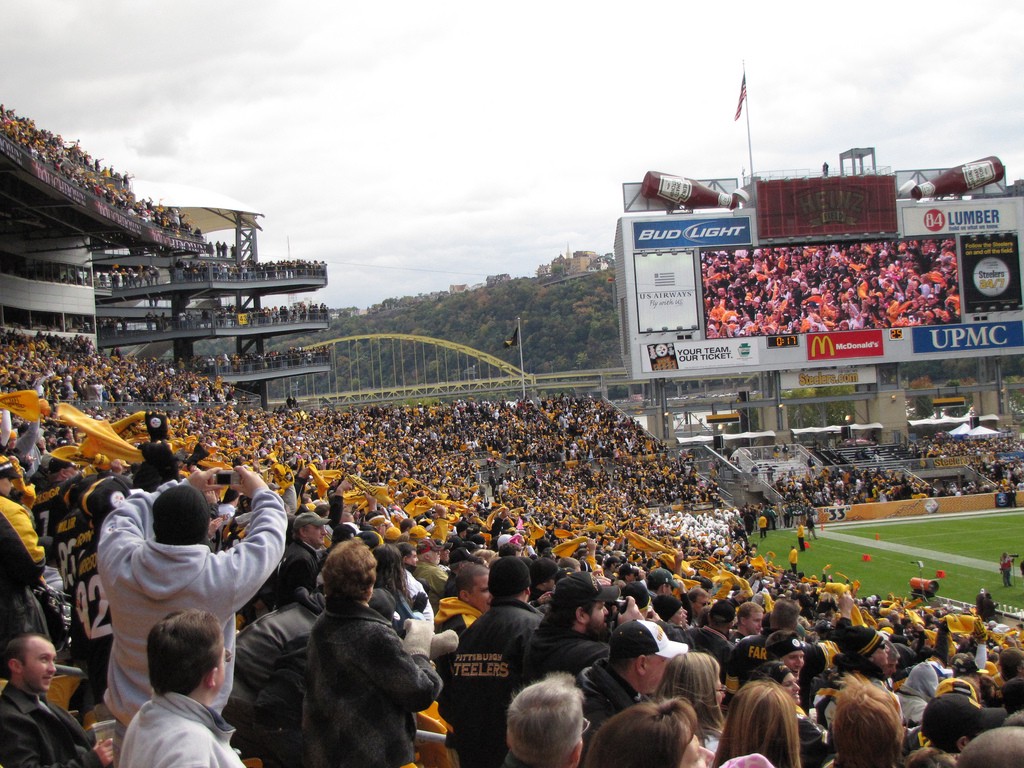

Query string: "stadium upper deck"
[[0, 105, 328, 404]]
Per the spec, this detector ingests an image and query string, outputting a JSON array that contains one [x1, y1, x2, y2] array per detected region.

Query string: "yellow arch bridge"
[[275, 333, 626, 406]]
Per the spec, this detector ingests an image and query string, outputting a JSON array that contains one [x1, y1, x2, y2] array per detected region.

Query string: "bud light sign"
[[633, 217, 752, 249]]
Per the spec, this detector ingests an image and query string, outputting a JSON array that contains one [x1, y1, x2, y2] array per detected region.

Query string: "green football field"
[[752, 510, 1024, 612]]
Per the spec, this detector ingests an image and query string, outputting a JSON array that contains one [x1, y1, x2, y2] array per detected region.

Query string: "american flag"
[[734, 74, 746, 121]]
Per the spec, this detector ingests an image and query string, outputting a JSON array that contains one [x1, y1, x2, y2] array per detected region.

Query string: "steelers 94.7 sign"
[[961, 233, 1022, 313]]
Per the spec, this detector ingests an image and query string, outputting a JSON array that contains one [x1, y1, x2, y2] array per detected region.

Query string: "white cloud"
[[4, 0, 1024, 307]]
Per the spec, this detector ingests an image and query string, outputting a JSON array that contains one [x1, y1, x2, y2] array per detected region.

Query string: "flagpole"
[[743, 62, 754, 181], [516, 316, 526, 401]]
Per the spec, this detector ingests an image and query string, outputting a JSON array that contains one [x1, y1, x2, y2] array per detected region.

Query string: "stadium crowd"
[[0, 331, 237, 408], [771, 467, 935, 507], [6, 332, 1024, 767], [701, 240, 960, 339], [1, 104, 202, 238]]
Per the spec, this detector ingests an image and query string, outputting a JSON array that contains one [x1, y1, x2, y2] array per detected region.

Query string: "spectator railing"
[[937, 596, 1024, 622], [98, 262, 328, 292], [46, 394, 261, 412], [97, 309, 330, 339], [187, 349, 333, 377]]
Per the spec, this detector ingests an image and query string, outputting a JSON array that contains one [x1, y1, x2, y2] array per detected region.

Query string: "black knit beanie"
[[152, 484, 210, 545], [489, 556, 532, 598]]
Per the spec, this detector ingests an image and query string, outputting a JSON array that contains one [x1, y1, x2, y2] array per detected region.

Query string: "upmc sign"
[[912, 321, 1024, 354], [806, 330, 884, 361]]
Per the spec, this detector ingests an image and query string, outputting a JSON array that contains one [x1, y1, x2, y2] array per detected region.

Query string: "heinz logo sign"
[[807, 330, 884, 361], [912, 322, 1024, 353]]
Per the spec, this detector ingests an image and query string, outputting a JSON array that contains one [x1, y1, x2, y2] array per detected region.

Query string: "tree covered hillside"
[[282, 272, 623, 374]]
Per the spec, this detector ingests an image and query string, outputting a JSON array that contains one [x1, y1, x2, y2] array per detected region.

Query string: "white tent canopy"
[[947, 423, 972, 435], [967, 425, 1001, 436]]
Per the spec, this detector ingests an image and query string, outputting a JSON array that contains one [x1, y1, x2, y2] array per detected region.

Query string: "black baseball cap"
[[551, 572, 620, 608]]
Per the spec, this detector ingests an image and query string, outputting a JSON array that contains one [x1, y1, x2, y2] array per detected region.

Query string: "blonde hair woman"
[[656, 652, 725, 752]]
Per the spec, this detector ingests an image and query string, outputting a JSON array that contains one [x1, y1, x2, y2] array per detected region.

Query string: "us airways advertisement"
[[633, 250, 700, 333]]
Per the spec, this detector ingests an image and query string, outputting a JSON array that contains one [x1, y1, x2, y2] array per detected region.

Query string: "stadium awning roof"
[[130, 179, 263, 234], [723, 430, 776, 441], [908, 415, 970, 426], [791, 426, 841, 434], [676, 435, 713, 444], [849, 422, 883, 431]]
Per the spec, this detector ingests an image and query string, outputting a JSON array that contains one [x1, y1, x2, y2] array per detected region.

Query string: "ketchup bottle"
[[641, 171, 748, 209], [900, 156, 1005, 199]]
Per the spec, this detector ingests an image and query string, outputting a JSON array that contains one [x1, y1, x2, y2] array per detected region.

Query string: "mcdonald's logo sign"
[[806, 330, 884, 361]]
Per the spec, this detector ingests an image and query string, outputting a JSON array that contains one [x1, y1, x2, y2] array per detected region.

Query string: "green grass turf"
[[753, 512, 1024, 609]]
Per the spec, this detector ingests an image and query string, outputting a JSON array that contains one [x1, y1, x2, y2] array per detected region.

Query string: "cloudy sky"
[[5, 1, 1024, 308]]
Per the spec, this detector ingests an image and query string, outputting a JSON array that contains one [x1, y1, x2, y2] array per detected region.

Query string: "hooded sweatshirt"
[[98, 479, 286, 726], [897, 662, 939, 726], [434, 597, 483, 634]]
